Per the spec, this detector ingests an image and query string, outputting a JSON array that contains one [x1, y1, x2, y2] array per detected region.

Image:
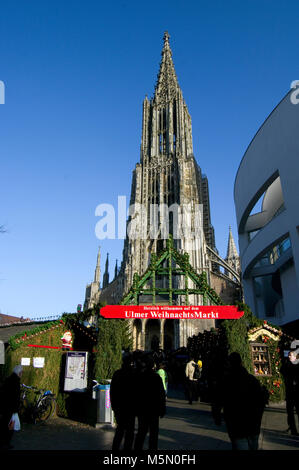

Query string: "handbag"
[[9, 413, 21, 431]]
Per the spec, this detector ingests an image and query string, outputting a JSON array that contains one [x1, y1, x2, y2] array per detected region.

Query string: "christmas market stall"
[[0, 313, 98, 423], [247, 321, 293, 402], [187, 302, 295, 403], [0, 307, 131, 425]]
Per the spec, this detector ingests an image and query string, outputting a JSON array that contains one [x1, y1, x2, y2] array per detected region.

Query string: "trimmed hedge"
[[1, 310, 133, 421], [2, 322, 67, 415]]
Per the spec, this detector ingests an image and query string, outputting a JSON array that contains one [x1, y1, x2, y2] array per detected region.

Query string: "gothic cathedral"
[[84, 33, 241, 350]]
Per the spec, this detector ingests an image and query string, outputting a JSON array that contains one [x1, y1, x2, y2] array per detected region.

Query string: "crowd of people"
[[110, 351, 166, 451], [110, 349, 268, 451], [1, 345, 299, 452], [110, 345, 299, 452]]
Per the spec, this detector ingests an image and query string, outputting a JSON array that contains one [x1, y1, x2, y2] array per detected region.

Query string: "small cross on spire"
[[163, 31, 170, 43]]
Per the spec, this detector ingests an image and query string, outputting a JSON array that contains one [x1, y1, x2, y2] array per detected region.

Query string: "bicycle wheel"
[[35, 396, 56, 422], [19, 397, 28, 420], [19, 396, 34, 423]]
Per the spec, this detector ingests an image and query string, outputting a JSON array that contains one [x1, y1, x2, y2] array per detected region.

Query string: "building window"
[[243, 174, 285, 242], [253, 236, 291, 268], [250, 342, 271, 376], [269, 237, 291, 264], [253, 272, 284, 318]]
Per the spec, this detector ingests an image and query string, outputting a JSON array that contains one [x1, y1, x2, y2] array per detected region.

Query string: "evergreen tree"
[[94, 317, 132, 381], [221, 303, 257, 373]]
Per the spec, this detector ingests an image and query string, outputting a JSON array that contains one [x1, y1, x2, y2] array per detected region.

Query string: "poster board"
[[33, 357, 45, 368], [21, 358, 31, 366], [64, 351, 88, 392]]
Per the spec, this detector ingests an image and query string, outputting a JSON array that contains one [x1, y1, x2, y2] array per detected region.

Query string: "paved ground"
[[9, 386, 299, 453]]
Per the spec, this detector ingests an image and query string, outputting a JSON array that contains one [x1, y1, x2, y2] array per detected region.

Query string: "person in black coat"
[[0, 365, 23, 450], [281, 350, 299, 435], [110, 354, 137, 451], [134, 355, 166, 451], [213, 352, 267, 451]]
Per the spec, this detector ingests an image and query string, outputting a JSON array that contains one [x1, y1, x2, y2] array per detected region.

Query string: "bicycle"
[[20, 384, 56, 424]]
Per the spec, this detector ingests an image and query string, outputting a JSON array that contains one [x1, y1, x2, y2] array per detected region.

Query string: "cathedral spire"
[[94, 246, 101, 284], [225, 226, 241, 279], [154, 31, 180, 104], [226, 226, 239, 260], [102, 253, 109, 289], [140, 31, 193, 160]]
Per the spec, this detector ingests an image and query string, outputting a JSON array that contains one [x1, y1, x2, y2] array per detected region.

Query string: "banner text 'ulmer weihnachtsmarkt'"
[[100, 305, 244, 320]]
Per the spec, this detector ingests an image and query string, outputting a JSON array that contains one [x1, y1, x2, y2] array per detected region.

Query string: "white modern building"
[[234, 88, 299, 326]]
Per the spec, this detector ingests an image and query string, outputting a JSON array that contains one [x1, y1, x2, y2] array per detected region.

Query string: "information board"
[[64, 351, 88, 392]]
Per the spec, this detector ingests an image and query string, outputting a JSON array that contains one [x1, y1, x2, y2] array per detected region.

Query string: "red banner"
[[27, 344, 73, 350], [100, 305, 244, 320]]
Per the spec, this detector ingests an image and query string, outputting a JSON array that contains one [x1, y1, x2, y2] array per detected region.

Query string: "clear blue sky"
[[0, 0, 298, 318]]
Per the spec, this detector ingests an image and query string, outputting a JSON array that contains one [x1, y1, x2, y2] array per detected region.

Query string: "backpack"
[[193, 363, 201, 380]]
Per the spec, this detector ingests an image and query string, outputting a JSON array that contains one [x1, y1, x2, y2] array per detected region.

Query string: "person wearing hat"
[[0, 365, 23, 449]]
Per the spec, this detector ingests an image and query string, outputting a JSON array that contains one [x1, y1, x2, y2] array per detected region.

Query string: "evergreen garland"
[[8, 320, 63, 350]]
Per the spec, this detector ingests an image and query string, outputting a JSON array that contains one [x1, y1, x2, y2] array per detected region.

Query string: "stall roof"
[[0, 322, 48, 345]]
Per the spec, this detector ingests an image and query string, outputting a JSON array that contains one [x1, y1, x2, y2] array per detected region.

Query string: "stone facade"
[[210, 272, 241, 305]]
